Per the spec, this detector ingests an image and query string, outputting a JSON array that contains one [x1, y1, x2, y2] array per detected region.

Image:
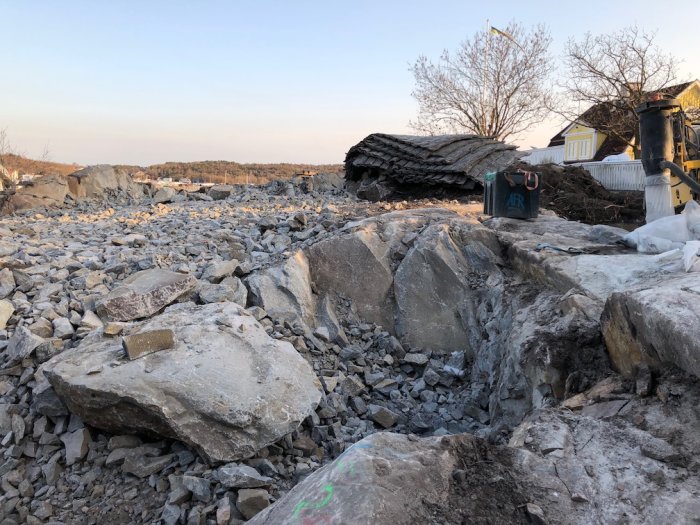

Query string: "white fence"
[[520, 145, 565, 165], [575, 160, 645, 191]]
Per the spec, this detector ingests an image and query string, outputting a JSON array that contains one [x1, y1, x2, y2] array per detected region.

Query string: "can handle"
[[524, 172, 539, 191]]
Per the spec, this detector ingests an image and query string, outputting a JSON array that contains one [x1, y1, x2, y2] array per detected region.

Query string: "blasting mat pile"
[[344, 134, 520, 199]]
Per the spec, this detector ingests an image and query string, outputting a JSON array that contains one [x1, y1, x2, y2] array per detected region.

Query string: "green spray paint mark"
[[292, 484, 334, 519]]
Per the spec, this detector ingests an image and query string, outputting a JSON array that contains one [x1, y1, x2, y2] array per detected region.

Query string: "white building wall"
[[520, 146, 565, 165]]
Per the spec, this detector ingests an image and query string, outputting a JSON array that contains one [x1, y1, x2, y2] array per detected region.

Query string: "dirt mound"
[[527, 163, 644, 226]]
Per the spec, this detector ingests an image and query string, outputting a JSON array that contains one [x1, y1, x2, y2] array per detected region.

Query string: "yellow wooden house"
[[548, 80, 700, 163]]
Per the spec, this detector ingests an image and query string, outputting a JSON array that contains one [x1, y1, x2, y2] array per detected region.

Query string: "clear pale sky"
[[2, 0, 699, 166]]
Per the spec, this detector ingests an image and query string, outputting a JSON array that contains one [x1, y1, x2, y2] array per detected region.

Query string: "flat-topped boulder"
[[485, 216, 680, 308], [43, 302, 323, 463], [95, 269, 197, 321], [602, 272, 700, 378]]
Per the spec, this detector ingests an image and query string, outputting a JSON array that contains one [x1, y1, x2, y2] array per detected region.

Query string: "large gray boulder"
[[248, 431, 582, 525], [246, 251, 316, 327], [305, 209, 455, 331], [95, 269, 197, 321], [307, 225, 395, 330], [67, 165, 144, 200], [1, 175, 68, 213], [43, 302, 323, 463], [152, 186, 178, 204], [208, 185, 234, 200], [394, 222, 502, 352], [601, 273, 700, 379]]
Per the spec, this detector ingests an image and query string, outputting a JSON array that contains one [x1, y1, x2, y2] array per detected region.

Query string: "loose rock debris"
[[0, 174, 697, 524]]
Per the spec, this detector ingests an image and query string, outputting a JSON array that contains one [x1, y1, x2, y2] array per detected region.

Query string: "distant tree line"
[[0, 152, 80, 177], [115, 160, 343, 185]]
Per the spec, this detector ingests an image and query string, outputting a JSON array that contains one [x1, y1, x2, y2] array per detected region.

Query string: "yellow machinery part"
[[672, 160, 700, 208], [671, 173, 694, 207]]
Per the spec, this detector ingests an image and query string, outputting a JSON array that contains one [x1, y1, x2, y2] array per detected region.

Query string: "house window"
[[566, 138, 592, 161], [580, 140, 590, 159]]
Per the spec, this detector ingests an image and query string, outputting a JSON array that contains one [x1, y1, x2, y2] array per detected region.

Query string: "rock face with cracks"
[[42, 302, 323, 463]]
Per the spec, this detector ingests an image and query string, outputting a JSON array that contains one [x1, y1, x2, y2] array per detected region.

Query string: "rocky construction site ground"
[[0, 172, 699, 524]]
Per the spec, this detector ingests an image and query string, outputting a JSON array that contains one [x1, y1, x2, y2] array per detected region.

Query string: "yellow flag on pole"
[[490, 26, 524, 51]]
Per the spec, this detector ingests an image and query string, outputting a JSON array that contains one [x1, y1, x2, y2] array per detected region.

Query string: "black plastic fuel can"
[[484, 170, 541, 219]]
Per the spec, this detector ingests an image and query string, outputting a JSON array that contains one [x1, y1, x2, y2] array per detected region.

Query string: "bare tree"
[[410, 22, 554, 141], [0, 128, 14, 189], [558, 26, 683, 156], [39, 141, 51, 162], [0, 128, 12, 165]]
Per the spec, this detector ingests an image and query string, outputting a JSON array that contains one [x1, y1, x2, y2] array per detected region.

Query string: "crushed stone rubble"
[[0, 176, 697, 524]]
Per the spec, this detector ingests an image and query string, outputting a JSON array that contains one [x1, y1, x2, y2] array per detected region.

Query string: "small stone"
[[104, 322, 127, 336], [42, 459, 62, 485], [321, 376, 338, 393], [18, 479, 33, 498], [423, 368, 440, 386], [216, 498, 233, 524], [339, 345, 363, 362], [0, 300, 14, 330], [5, 327, 45, 366], [202, 260, 239, 283], [96, 268, 196, 321], [340, 375, 365, 396], [368, 404, 399, 428], [640, 439, 681, 465], [246, 458, 279, 477], [108, 435, 142, 450], [0, 268, 15, 299], [80, 310, 104, 330], [526, 502, 547, 525], [167, 475, 192, 505], [236, 488, 270, 520], [29, 318, 54, 338], [182, 475, 212, 503], [403, 352, 429, 366], [635, 364, 653, 397], [293, 434, 318, 456], [161, 503, 181, 525], [122, 454, 174, 478], [60, 428, 91, 466], [32, 386, 69, 417], [216, 464, 273, 489], [33, 501, 53, 520], [52, 317, 75, 339], [11, 414, 25, 444], [313, 326, 331, 342], [209, 185, 234, 200], [350, 396, 367, 415], [122, 329, 174, 360]]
